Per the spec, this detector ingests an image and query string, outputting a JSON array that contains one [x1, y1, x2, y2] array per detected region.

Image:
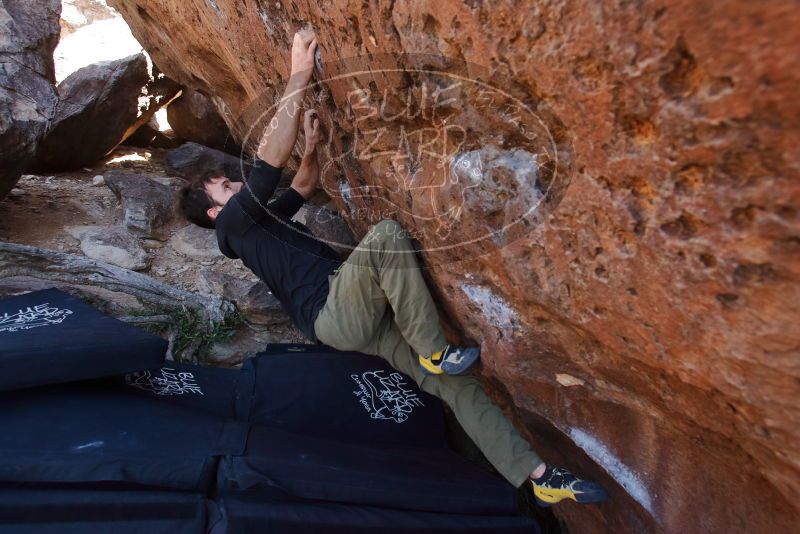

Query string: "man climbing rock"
[[179, 28, 608, 507]]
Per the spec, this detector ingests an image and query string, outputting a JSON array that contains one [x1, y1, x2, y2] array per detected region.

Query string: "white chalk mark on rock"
[[569, 428, 654, 515], [462, 283, 516, 330], [206, 0, 222, 15], [339, 181, 356, 213], [556, 373, 585, 387]]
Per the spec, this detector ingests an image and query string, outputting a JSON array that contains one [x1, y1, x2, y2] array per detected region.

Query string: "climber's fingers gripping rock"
[[291, 26, 318, 81], [304, 108, 320, 155]]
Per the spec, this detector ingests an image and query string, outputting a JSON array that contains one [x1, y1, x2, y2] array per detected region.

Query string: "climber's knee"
[[380, 218, 415, 249], [372, 219, 403, 237]]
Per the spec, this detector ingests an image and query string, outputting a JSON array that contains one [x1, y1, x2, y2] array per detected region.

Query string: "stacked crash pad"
[[0, 288, 167, 391], [0, 289, 539, 533]]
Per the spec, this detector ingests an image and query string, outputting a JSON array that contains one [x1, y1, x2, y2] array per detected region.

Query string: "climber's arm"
[[289, 108, 320, 201], [231, 159, 283, 221], [265, 108, 320, 218], [256, 28, 318, 168]]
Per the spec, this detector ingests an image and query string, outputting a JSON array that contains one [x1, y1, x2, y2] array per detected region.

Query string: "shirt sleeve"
[[267, 187, 306, 219], [230, 158, 283, 223]]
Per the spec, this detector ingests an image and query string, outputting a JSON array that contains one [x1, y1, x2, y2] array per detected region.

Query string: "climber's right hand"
[[303, 108, 320, 155], [290, 26, 318, 81]]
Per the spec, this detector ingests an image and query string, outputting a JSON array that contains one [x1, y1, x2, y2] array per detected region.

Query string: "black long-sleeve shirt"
[[215, 159, 342, 342]]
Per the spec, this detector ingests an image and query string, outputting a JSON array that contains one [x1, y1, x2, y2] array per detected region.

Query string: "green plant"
[[118, 303, 244, 362], [170, 307, 244, 362]]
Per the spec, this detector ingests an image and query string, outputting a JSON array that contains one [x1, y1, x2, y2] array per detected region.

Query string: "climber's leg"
[[352, 311, 542, 487], [314, 219, 479, 375], [318, 305, 609, 504], [313, 219, 442, 354], [313, 221, 607, 502], [313, 222, 534, 483]]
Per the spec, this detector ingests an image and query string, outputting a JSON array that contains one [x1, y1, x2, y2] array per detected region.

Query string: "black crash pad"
[[108, 344, 519, 516], [0, 381, 247, 492], [218, 425, 519, 517], [245, 344, 448, 449], [0, 289, 167, 392], [117, 343, 448, 450], [211, 496, 539, 534], [0, 488, 212, 534]]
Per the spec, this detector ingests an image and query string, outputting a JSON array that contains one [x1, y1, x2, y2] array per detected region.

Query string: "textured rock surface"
[[0, 0, 60, 198], [165, 141, 254, 180], [123, 114, 182, 149], [109, 1, 800, 532], [67, 225, 150, 270], [196, 267, 287, 326], [53, 0, 180, 145], [119, 62, 180, 145], [30, 53, 150, 171], [167, 87, 237, 153], [105, 171, 177, 237], [168, 224, 221, 259]]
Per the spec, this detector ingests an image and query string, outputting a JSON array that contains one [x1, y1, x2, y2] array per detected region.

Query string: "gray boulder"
[[123, 114, 182, 149], [196, 268, 287, 326], [0, 0, 61, 197], [67, 225, 150, 270], [169, 224, 221, 258], [167, 88, 238, 154], [119, 63, 181, 145], [29, 53, 149, 171], [165, 142, 255, 181], [105, 171, 177, 237]]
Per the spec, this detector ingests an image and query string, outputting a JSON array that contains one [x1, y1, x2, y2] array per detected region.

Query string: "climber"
[[178, 27, 608, 506]]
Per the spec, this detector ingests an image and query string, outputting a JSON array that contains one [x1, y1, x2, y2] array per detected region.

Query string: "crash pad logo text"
[[0, 303, 73, 333], [351, 370, 424, 423], [125, 368, 204, 396]]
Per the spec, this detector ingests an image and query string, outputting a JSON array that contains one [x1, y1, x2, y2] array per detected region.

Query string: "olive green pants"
[[313, 219, 543, 487]]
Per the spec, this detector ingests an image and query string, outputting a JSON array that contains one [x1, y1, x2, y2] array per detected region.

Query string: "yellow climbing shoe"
[[419, 345, 480, 376], [530, 466, 609, 506]]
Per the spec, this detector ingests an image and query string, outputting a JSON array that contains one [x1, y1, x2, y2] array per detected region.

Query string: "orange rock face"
[[108, 0, 799, 531]]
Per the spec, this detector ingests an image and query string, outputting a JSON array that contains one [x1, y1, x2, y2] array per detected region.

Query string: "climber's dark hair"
[[178, 176, 217, 229]]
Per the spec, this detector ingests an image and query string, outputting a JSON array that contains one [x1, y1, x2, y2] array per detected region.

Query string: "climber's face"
[[204, 176, 242, 206], [203, 176, 242, 221]]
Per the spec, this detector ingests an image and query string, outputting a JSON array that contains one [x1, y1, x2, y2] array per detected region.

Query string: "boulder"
[[59, 0, 117, 37], [167, 88, 238, 153], [0, 0, 61, 198], [105, 171, 177, 237], [123, 114, 182, 149], [168, 224, 221, 259], [118, 62, 181, 145], [109, 1, 800, 532], [54, 0, 180, 137], [67, 225, 150, 271], [55, 0, 139, 82], [196, 268, 288, 326], [29, 54, 149, 172], [164, 142, 255, 181]]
